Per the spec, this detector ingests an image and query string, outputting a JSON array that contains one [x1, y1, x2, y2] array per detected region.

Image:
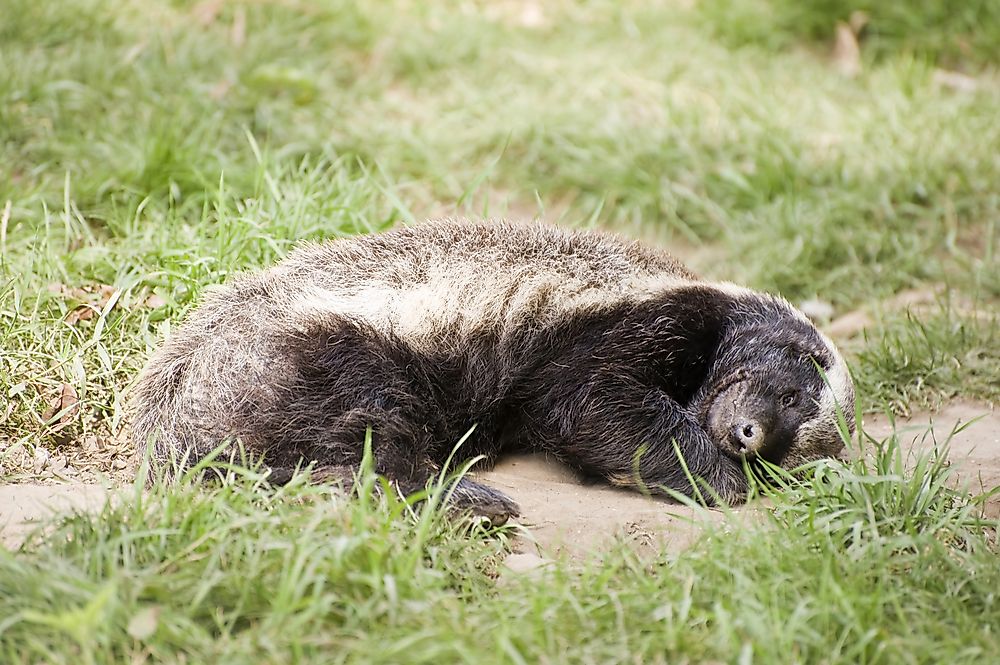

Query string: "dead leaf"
[[848, 10, 869, 35], [832, 21, 862, 77], [0, 199, 10, 255], [33, 446, 50, 473], [56, 283, 118, 325], [231, 6, 246, 47], [191, 0, 224, 26], [65, 306, 97, 325], [127, 606, 161, 640], [144, 293, 167, 309], [42, 383, 79, 426]]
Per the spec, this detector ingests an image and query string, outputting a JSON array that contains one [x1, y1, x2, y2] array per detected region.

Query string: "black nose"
[[731, 419, 764, 453]]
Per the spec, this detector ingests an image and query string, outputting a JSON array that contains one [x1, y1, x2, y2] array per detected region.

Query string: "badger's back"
[[130, 221, 698, 463]]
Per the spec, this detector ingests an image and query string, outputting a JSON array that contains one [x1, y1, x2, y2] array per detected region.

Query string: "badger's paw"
[[700, 456, 751, 507], [445, 478, 521, 527]]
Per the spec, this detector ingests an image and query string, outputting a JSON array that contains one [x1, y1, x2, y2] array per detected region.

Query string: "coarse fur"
[[131, 220, 855, 522]]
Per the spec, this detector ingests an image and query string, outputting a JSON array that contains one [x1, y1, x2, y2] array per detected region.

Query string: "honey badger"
[[131, 220, 855, 522]]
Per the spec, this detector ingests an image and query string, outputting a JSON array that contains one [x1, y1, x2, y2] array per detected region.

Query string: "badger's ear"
[[775, 336, 831, 369], [808, 350, 834, 371]]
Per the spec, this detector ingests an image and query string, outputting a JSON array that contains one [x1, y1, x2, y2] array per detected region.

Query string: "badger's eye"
[[780, 391, 798, 408]]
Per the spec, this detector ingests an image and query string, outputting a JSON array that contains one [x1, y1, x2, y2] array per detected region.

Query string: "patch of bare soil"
[[479, 455, 739, 560], [3, 403, 997, 554], [0, 482, 113, 549]]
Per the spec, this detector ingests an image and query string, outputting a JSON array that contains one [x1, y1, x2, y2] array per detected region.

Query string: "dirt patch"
[[0, 482, 114, 549], [863, 401, 1000, 514], [3, 402, 997, 553], [479, 454, 740, 559]]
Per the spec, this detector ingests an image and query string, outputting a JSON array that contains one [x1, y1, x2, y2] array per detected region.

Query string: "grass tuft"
[[855, 307, 999, 414], [770, 423, 992, 552]]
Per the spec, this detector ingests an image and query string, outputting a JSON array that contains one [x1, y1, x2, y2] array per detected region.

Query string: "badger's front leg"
[[546, 379, 749, 505]]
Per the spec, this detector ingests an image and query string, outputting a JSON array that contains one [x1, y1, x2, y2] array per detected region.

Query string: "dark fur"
[[131, 221, 855, 522]]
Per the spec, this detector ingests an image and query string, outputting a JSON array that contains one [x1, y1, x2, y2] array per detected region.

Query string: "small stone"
[[799, 299, 835, 323], [33, 447, 51, 473], [503, 552, 553, 575], [127, 606, 161, 640]]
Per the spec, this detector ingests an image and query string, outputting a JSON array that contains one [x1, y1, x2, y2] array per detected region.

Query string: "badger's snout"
[[707, 381, 777, 458], [731, 418, 764, 453]]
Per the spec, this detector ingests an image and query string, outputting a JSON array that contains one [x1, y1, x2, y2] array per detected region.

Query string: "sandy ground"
[[481, 454, 738, 560], [2, 402, 997, 555], [0, 482, 113, 549]]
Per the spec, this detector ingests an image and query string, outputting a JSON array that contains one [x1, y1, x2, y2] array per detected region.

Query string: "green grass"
[[1, 429, 998, 663], [1, 1, 999, 661], [855, 307, 1000, 415]]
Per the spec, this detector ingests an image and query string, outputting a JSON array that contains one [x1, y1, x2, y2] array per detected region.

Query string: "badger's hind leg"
[[264, 316, 519, 525], [263, 464, 357, 487]]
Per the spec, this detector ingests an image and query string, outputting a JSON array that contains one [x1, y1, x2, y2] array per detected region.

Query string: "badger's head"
[[697, 309, 855, 467]]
